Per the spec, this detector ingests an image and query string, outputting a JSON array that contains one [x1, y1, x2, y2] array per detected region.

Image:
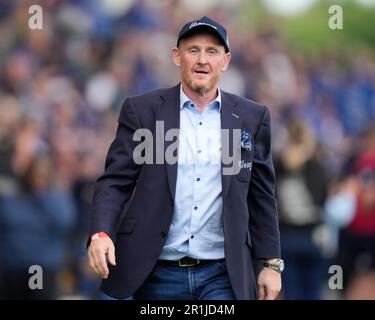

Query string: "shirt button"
[[190, 103, 194, 108], [194, 206, 198, 210], [191, 235, 195, 239], [196, 177, 200, 182], [199, 121, 203, 126], [198, 150, 202, 154]]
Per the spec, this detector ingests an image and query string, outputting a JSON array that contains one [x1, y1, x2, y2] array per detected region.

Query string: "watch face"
[[279, 260, 285, 272]]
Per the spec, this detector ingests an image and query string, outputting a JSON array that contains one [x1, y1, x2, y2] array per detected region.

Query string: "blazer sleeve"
[[247, 106, 281, 259], [88, 97, 142, 245]]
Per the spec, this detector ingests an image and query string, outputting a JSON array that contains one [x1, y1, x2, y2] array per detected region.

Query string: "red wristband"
[[91, 232, 110, 240]]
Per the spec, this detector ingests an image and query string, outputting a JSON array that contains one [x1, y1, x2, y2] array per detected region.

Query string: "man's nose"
[[197, 52, 208, 64]]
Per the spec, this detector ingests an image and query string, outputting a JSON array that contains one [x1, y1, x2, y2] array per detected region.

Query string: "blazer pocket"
[[117, 219, 136, 235], [246, 231, 252, 248]]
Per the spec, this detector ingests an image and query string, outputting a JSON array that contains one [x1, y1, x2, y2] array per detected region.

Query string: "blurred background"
[[0, 0, 374, 300]]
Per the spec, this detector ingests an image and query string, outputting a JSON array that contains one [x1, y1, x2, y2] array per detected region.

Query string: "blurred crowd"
[[0, 0, 375, 299]]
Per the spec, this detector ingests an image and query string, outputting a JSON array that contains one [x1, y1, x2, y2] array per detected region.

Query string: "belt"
[[158, 256, 224, 268]]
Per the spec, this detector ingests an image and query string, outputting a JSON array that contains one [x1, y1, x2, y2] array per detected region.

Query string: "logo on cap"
[[189, 21, 218, 30]]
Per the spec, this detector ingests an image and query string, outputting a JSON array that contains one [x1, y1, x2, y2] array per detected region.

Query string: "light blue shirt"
[[159, 86, 224, 260]]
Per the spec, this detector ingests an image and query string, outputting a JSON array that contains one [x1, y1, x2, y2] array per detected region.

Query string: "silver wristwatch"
[[263, 259, 285, 273]]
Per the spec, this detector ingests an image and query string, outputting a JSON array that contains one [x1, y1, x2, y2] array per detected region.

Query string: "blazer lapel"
[[157, 84, 180, 203], [220, 90, 241, 199]]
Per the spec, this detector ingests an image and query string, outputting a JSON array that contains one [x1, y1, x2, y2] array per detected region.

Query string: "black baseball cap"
[[177, 16, 230, 53]]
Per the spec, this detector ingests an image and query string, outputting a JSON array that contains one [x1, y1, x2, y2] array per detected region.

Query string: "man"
[[88, 16, 283, 300]]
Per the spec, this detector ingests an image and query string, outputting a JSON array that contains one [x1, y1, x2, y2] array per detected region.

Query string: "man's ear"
[[172, 47, 181, 67], [221, 52, 231, 71]]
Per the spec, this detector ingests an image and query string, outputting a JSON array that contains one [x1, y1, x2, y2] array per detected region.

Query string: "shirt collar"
[[180, 84, 222, 111]]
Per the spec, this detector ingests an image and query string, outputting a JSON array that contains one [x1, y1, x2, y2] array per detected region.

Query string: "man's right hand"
[[88, 236, 116, 279]]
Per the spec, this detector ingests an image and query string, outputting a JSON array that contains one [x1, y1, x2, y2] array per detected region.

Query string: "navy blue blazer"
[[89, 84, 281, 299]]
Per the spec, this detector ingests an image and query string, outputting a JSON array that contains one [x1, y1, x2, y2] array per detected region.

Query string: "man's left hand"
[[257, 266, 282, 300]]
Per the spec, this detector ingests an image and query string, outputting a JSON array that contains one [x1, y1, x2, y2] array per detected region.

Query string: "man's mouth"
[[194, 70, 209, 75]]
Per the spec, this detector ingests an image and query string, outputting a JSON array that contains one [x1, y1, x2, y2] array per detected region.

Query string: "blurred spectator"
[[0, 95, 21, 196], [274, 120, 330, 299], [0, 154, 76, 299], [334, 125, 375, 299]]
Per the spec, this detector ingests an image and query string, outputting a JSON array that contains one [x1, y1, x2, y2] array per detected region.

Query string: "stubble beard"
[[188, 81, 212, 95], [187, 75, 217, 95]]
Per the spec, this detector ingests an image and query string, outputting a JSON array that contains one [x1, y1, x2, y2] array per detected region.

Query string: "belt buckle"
[[178, 258, 200, 267]]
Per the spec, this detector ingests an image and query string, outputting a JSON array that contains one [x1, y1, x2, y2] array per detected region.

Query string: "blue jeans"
[[133, 260, 235, 300]]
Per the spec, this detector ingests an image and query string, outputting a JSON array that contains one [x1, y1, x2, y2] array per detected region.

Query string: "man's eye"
[[189, 48, 198, 54]]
